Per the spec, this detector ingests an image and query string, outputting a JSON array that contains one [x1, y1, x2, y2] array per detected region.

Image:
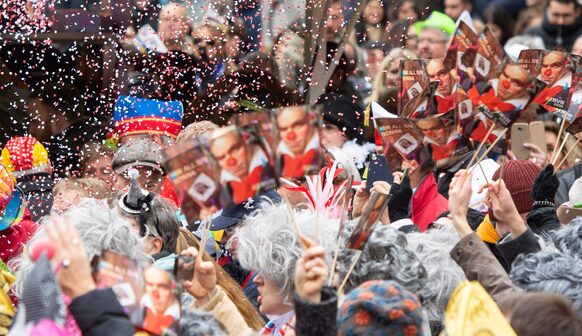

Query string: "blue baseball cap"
[[210, 190, 282, 231]]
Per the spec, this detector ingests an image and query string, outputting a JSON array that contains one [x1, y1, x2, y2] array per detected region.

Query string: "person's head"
[[510, 250, 582, 314], [338, 224, 427, 294], [418, 27, 449, 59], [573, 35, 582, 55], [444, 0, 472, 21], [211, 190, 283, 249], [544, 121, 568, 169], [276, 106, 315, 157], [325, 42, 354, 91], [489, 160, 540, 225], [407, 226, 466, 333], [112, 139, 166, 193], [325, 0, 344, 40], [363, 0, 386, 25], [118, 194, 181, 255], [546, 0, 580, 26], [180, 309, 228, 336], [390, 0, 422, 22], [426, 59, 454, 96], [158, 3, 190, 47], [232, 202, 338, 315], [209, 129, 250, 179], [144, 266, 177, 314], [496, 63, 529, 101], [192, 23, 226, 61], [483, 5, 515, 46], [176, 121, 218, 145], [360, 41, 389, 75], [319, 93, 364, 146], [372, 48, 418, 99], [337, 280, 425, 335], [26, 83, 84, 141], [416, 115, 454, 146], [500, 292, 582, 336], [1, 136, 51, 178], [52, 177, 111, 214], [81, 143, 115, 186], [13, 198, 148, 297], [540, 51, 569, 86]]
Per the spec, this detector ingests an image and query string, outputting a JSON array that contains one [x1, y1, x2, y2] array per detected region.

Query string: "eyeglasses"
[[419, 38, 447, 45]]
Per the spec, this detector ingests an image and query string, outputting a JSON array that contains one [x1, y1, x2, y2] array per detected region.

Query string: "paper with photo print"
[[398, 60, 429, 116], [566, 116, 582, 139], [271, 105, 323, 178], [374, 111, 426, 172], [444, 21, 479, 90], [92, 252, 180, 335], [402, 81, 440, 119], [473, 27, 506, 83], [414, 110, 471, 162], [346, 192, 389, 251], [163, 139, 225, 216], [202, 126, 279, 205], [463, 58, 544, 147], [524, 50, 578, 116]]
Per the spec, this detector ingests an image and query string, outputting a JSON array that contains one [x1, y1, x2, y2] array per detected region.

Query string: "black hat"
[[318, 93, 364, 143], [210, 190, 282, 231]]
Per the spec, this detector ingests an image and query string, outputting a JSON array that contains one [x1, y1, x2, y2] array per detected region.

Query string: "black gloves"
[[531, 164, 559, 209], [388, 174, 413, 222]]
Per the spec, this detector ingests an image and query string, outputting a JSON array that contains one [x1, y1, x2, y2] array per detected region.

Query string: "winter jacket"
[[293, 287, 338, 336], [526, 207, 561, 234], [69, 288, 135, 336], [16, 173, 54, 222], [189, 286, 255, 336], [412, 173, 449, 232], [496, 228, 542, 268], [524, 12, 582, 52], [556, 164, 582, 205], [436, 151, 473, 199], [0, 210, 38, 263], [451, 232, 520, 304]]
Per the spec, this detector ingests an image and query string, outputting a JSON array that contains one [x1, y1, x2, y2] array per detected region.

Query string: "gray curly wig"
[[551, 217, 582, 258], [180, 309, 228, 336], [407, 226, 466, 332], [12, 198, 150, 297], [337, 223, 428, 294], [510, 250, 582, 314], [230, 202, 339, 300]]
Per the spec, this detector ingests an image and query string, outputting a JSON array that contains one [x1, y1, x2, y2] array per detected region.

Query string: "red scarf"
[[436, 95, 455, 114], [229, 165, 264, 203], [281, 149, 317, 178]]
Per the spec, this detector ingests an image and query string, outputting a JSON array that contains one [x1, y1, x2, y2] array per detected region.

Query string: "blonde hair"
[[53, 177, 112, 201], [176, 121, 219, 144], [370, 48, 418, 102]]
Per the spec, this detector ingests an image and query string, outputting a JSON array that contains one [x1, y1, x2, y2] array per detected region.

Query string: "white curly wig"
[[12, 198, 150, 297], [230, 202, 339, 300]]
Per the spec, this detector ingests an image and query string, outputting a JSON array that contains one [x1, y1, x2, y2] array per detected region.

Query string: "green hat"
[[413, 11, 456, 36]]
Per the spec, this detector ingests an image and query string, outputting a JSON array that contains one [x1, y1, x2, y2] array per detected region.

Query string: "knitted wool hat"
[[318, 93, 364, 143], [489, 160, 540, 221], [1, 136, 49, 178], [338, 280, 424, 336]]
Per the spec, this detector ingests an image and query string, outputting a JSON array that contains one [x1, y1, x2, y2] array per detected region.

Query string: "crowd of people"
[[0, 0, 582, 335]]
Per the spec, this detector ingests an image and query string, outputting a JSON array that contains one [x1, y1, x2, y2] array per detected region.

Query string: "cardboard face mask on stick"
[[524, 50, 578, 118], [445, 21, 479, 92], [204, 126, 279, 205], [272, 105, 323, 179], [375, 116, 426, 173], [398, 59, 429, 116]]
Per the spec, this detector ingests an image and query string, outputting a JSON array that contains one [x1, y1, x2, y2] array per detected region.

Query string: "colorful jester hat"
[[0, 164, 25, 232]]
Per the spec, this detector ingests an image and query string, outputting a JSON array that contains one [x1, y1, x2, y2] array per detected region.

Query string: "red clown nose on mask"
[[501, 79, 511, 90], [286, 132, 297, 141], [227, 157, 237, 167], [543, 69, 552, 77]]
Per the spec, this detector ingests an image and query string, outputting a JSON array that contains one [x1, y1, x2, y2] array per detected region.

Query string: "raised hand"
[[182, 247, 217, 306], [448, 170, 473, 238], [488, 180, 526, 238], [294, 235, 328, 303]]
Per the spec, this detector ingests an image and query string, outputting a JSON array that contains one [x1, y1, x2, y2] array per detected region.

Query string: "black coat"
[[293, 287, 338, 336], [524, 12, 582, 52], [69, 288, 135, 336]]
